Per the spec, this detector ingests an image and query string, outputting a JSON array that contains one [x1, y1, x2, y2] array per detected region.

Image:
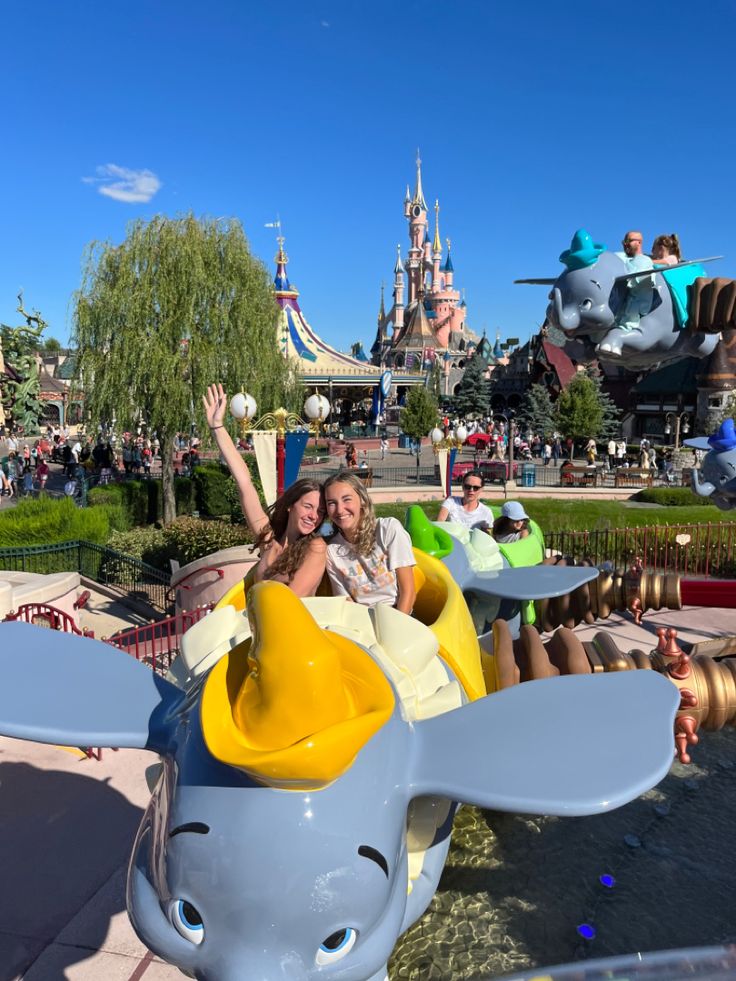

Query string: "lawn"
[[375, 497, 736, 533]]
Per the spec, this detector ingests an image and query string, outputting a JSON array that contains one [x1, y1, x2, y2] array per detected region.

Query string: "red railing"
[[545, 521, 736, 578], [166, 565, 224, 607], [105, 605, 213, 675], [3, 603, 94, 637]]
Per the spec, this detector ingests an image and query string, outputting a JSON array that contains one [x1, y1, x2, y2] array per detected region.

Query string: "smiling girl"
[[323, 471, 416, 613], [203, 383, 327, 596]]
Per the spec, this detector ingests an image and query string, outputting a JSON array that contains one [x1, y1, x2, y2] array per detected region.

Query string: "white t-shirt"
[[441, 496, 495, 530], [326, 517, 415, 607]]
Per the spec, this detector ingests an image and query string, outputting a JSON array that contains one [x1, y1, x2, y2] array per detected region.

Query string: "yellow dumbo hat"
[[201, 582, 395, 789]]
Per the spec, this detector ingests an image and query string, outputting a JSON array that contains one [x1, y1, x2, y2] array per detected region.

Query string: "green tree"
[[517, 383, 556, 436], [585, 368, 622, 441], [554, 374, 603, 458], [453, 354, 490, 417], [400, 386, 439, 478], [718, 391, 736, 426], [0, 293, 47, 434], [41, 337, 62, 354], [73, 214, 298, 523]]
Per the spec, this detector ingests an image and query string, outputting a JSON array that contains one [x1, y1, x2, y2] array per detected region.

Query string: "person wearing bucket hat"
[[492, 500, 531, 543]]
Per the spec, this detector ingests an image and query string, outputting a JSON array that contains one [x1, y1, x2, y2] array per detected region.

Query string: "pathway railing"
[[544, 522, 736, 578], [0, 541, 171, 612]]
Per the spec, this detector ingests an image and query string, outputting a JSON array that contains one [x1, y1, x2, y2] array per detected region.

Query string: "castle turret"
[[432, 200, 442, 291], [442, 238, 454, 288], [393, 244, 405, 332], [403, 184, 411, 219]]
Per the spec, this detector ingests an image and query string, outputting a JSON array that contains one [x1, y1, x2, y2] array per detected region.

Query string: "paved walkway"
[[1, 601, 734, 980]]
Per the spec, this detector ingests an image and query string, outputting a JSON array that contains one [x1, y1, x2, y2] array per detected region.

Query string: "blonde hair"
[[324, 470, 377, 557]]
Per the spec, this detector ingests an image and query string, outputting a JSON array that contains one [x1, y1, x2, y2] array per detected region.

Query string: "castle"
[[371, 154, 476, 372]]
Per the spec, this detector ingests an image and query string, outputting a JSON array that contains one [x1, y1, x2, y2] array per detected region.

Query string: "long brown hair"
[[324, 470, 377, 557], [254, 478, 324, 582]]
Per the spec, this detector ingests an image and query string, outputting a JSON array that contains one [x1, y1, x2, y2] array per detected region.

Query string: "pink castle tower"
[[371, 153, 471, 370]]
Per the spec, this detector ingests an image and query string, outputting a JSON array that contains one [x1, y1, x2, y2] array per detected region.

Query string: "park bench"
[[614, 468, 653, 488], [560, 465, 599, 487], [346, 467, 373, 488]]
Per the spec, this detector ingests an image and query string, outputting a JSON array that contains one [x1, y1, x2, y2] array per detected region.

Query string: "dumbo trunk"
[[553, 288, 580, 332]]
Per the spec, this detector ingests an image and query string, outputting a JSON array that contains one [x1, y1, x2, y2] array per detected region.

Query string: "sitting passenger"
[[492, 501, 531, 543], [203, 383, 327, 597], [651, 233, 681, 266], [323, 471, 416, 613], [437, 469, 495, 530], [615, 230, 655, 332]]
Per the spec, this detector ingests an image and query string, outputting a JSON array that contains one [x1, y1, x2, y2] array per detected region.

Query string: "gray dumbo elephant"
[[521, 230, 721, 371], [0, 571, 679, 981], [686, 418, 736, 510]]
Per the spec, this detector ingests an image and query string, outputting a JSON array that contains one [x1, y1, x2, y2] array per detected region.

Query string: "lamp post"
[[663, 412, 690, 450], [430, 423, 467, 494], [493, 412, 515, 480], [230, 392, 330, 496]]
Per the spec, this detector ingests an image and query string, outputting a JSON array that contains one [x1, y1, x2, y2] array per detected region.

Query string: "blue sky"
[[3, 0, 736, 354]]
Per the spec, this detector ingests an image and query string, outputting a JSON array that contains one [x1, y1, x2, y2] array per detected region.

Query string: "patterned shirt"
[[326, 517, 415, 607]]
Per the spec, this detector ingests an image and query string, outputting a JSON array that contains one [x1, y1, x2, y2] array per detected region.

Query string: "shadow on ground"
[[0, 761, 143, 981]]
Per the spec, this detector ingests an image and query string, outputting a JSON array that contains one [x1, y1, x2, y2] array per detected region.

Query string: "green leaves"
[[73, 215, 293, 522]]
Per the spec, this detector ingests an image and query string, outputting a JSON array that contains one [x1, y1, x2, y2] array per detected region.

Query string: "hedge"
[[631, 487, 711, 507], [107, 517, 253, 572], [192, 456, 262, 521], [0, 496, 127, 547], [88, 477, 196, 526]]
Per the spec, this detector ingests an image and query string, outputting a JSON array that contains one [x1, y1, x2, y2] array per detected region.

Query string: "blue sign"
[[284, 431, 310, 490]]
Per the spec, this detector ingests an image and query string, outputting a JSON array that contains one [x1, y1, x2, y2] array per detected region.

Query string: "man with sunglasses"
[[614, 229, 655, 333], [437, 469, 495, 529]]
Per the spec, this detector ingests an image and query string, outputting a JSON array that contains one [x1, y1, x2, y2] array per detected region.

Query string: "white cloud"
[[83, 163, 162, 203], [320, 19, 330, 27]]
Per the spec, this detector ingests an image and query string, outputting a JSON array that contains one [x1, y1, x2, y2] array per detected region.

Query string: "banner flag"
[[284, 431, 309, 490], [252, 430, 277, 507], [437, 448, 448, 497]]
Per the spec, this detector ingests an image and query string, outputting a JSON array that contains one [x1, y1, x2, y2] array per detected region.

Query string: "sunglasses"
[[463, 483, 482, 490]]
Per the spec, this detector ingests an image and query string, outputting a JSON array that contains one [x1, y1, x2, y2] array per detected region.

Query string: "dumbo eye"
[[580, 298, 593, 311], [171, 899, 205, 945], [316, 927, 357, 964]]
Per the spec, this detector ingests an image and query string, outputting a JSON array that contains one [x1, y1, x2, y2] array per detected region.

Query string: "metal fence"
[[545, 522, 736, 578], [105, 605, 212, 673], [0, 540, 171, 612], [301, 465, 443, 487]]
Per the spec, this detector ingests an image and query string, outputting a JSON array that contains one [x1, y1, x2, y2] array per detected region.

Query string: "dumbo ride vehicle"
[[686, 418, 736, 510], [517, 229, 731, 370], [0, 547, 679, 981]]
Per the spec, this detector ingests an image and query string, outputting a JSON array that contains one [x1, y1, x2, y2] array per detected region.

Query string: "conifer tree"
[[74, 214, 297, 523], [517, 383, 556, 437], [453, 354, 490, 418]]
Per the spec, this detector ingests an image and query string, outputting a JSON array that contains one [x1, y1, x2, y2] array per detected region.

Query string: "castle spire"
[[412, 149, 427, 210], [433, 199, 442, 254], [394, 244, 403, 275], [378, 282, 386, 322]]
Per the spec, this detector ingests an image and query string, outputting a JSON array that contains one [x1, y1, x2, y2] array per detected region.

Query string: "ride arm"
[[691, 469, 716, 499]]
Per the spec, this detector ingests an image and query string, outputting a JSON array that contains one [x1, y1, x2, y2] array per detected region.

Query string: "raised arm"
[[202, 383, 270, 538]]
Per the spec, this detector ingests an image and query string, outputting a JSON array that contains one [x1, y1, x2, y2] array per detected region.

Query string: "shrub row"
[[631, 487, 711, 507], [0, 496, 127, 548], [88, 477, 196, 525], [106, 517, 253, 573]]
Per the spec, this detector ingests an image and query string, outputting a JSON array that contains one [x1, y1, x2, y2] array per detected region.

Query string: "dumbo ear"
[[469, 566, 599, 602], [0, 622, 181, 753], [409, 672, 678, 816]]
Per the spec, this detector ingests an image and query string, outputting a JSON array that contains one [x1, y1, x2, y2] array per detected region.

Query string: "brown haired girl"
[[203, 383, 326, 596]]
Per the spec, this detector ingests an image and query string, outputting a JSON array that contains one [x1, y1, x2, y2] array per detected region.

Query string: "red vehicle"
[[479, 460, 519, 482], [451, 460, 476, 480]]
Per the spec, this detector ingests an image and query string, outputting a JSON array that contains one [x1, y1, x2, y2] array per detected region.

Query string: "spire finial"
[[378, 281, 386, 321], [275, 235, 288, 265], [446, 237, 451, 252], [394, 244, 403, 275], [412, 149, 427, 210], [432, 200, 442, 254]]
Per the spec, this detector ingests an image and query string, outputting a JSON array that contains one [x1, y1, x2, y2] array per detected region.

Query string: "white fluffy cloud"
[[83, 164, 162, 203]]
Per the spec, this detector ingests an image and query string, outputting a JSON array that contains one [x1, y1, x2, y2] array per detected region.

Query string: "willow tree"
[[73, 214, 298, 523]]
